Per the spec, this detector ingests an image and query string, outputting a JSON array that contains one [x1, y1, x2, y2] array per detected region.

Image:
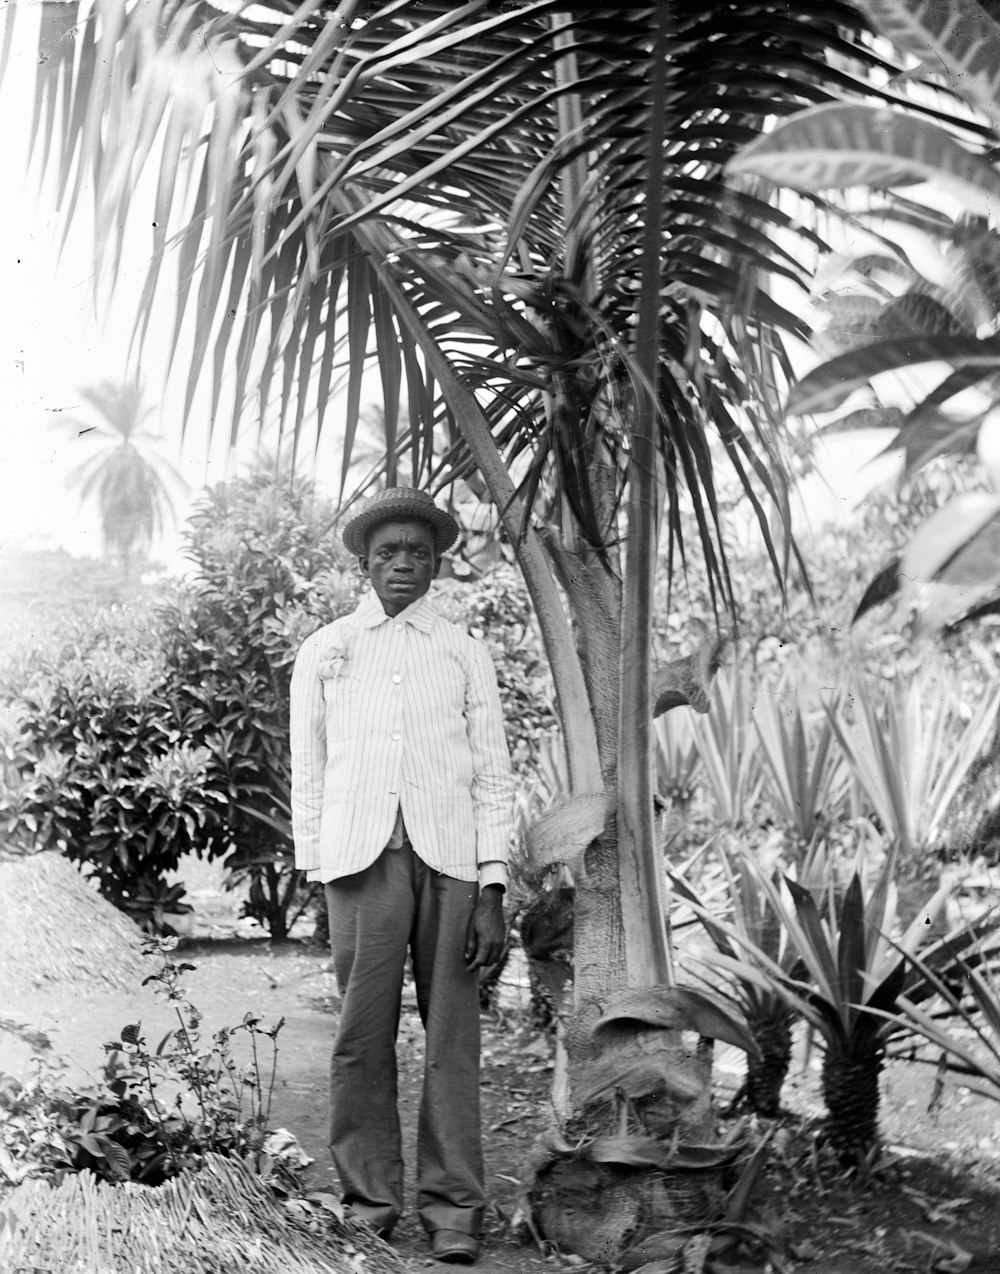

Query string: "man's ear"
[[358, 555, 370, 577], [432, 556, 442, 579]]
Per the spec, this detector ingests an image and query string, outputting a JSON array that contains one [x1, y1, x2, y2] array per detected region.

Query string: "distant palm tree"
[[61, 380, 185, 574]]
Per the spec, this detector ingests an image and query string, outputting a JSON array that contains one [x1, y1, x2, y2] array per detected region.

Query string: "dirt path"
[[4, 861, 1000, 1272], [1, 935, 552, 1273]]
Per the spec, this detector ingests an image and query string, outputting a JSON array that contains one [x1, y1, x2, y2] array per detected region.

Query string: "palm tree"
[[60, 380, 184, 575], [25, 0, 906, 1258]]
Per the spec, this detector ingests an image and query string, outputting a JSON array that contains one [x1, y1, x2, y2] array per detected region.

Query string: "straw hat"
[[341, 487, 460, 558]]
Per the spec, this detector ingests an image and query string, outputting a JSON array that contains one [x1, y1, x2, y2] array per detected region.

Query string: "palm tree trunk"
[[821, 1044, 884, 1163], [616, 0, 672, 992], [745, 1007, 794, 1117]]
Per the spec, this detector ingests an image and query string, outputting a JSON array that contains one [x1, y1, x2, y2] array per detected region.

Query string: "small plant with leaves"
[[0, 938, 290, 1190], [128, 936, 285, 1171]]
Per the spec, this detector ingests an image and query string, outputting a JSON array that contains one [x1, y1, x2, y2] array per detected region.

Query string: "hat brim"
[[342, 497, 460, 558]]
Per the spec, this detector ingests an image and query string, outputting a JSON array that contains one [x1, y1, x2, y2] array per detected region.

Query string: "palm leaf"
[[26, 0, 900, 595], [899, 492, 1000, 586], [852, 556, 901, 623], [728, 102, 1000, 203]]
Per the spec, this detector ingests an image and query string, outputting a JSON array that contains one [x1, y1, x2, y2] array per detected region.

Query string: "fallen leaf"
[[907, 1231, 973, 1273]]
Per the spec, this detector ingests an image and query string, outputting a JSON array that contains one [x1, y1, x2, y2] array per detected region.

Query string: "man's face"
[[361, 518, 440, 616]]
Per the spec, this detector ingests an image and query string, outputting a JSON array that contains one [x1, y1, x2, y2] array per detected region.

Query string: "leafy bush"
[[0, 938, 290, 1188], [0, 469, 354, 936], [157, 468, 359, 938], [1, 469, 558, 937], [0, 607, 227, 919], [435, 565, 557, 786]]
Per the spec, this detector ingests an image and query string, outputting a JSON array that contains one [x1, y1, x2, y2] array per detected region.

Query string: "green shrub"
[[157, 468, 359, 939], [435, 564, 557, 786], [0, 938, 290, 1187], [0, 606, 227, 919], [1, 470, 556, 938], [0, 469, 354, 936]]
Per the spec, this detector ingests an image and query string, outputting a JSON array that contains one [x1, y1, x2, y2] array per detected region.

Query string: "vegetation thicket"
[[0, 466, 557, 939], [12, 0, 1000, 1265], [0, 468, 351, 937]]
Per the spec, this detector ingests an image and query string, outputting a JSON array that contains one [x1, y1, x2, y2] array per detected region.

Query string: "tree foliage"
[[728, 0, 1000, 630], [15, 0, 939, 1252], [0, 466, 555, 935], [0, 468, 354, 934]]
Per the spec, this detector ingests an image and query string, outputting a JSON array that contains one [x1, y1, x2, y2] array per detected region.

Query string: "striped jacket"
[[290, 588, 512, 888]]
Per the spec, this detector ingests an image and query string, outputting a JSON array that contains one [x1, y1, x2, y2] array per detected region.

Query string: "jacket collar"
[[355, 588, 438, 633]]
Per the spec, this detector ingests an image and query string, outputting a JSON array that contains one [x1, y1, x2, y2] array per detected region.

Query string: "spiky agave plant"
[[890, 933, 1000, 1105], [671, 838, 833, 1117], [672, 856, 795, 1117], [687, 845, 956, 1162]]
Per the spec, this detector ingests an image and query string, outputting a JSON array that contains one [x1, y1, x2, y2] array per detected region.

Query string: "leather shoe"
[[430, 1228, 480, 1264]]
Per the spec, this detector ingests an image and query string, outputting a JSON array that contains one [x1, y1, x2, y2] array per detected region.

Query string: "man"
[[290, 487, 513, 1266]]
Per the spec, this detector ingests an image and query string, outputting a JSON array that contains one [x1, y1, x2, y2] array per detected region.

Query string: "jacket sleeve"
[[290, 632, 326, 873], [465, 639, 514, 889]]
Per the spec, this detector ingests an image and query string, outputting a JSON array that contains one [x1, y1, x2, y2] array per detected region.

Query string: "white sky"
[[0, 1, 901, 579]]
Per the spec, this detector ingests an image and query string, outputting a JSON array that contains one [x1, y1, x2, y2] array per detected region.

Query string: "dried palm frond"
[[0, 1153, 403, 1274], [0, 852, 146, 994]]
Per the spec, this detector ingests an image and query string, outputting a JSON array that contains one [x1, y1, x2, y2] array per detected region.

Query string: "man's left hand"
[[465, 885, 506, 971]]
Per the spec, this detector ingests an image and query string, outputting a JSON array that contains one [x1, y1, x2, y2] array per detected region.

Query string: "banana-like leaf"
[[819, 406, 907, 435], [852, 556, 901, 623], [876, 291, 972, 338], [728, 102, 1000, 204], [787, 335, 1000, 416], [857, 0, 1000, 138], [886, 407, 984, 475], [900, 492, 1000, 587]]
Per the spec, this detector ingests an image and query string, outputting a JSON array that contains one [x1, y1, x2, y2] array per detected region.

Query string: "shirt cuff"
[[478, 860, 508, 891]]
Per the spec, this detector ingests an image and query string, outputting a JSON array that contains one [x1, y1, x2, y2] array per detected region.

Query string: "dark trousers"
[[324, 844, 484, 1237]]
